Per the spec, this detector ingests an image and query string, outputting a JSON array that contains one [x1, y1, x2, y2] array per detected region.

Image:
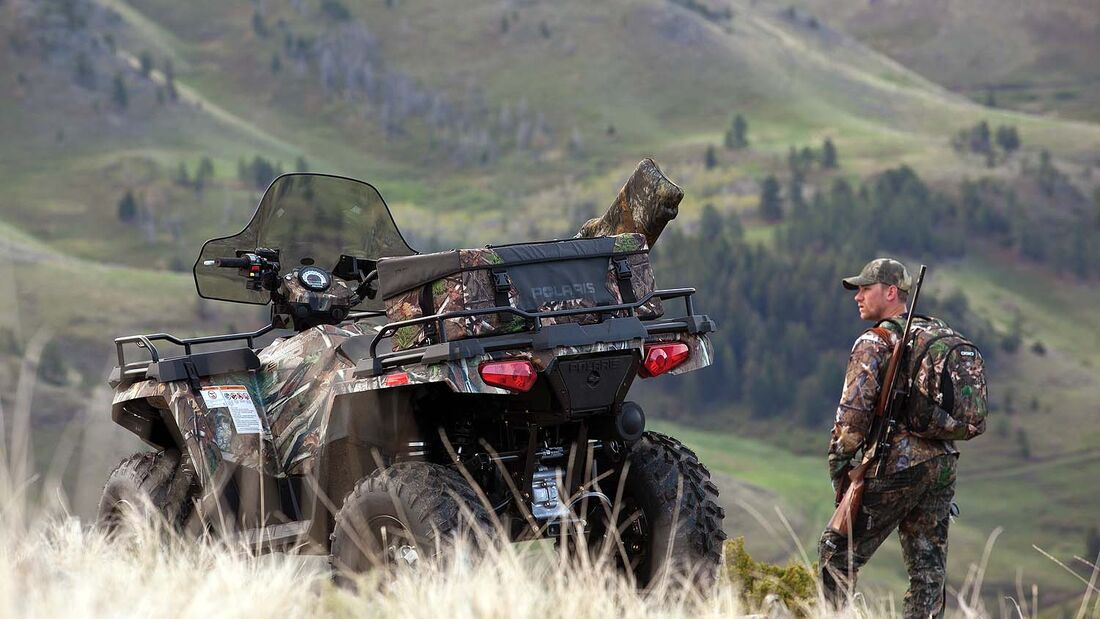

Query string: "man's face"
[[854, 283, 894, 321]]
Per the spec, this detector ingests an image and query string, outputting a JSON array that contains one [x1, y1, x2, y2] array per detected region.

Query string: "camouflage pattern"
[[114, 319, 712, 486], [827, 317, 957, 483], [842, 257, 912, 292], [254, 322, 364, 475], [278, 271, 356, 308], [112, 372, 282, 484], [899, 317, 988, 441], [575, 158, 683, 249], [384, 234, 662, 352], [819, 454, 957, 619]]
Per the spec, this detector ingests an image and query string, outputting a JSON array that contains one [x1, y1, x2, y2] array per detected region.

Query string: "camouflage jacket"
[[827, 316, 957, 483]]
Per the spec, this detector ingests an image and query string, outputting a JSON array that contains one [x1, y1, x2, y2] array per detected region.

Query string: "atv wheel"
[[599, 431, 726, 588], [97, 449, 196, 538], [330, 462, 494, 579]]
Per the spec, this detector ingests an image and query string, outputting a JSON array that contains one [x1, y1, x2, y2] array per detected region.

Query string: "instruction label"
[[200, 385, 263, 434]]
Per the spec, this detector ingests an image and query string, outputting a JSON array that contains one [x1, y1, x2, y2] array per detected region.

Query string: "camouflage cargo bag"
[[377, 234, 663, 351], [883, 316, 988, 441]]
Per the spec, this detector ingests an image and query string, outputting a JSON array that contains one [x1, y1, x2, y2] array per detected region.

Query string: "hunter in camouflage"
[[819, 258, 958, 619]]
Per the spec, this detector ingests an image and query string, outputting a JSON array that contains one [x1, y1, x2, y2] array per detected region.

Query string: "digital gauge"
[[298, 267, 331, 291]]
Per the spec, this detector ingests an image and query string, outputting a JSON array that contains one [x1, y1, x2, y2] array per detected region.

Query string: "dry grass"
[[5, 456, 1092, 619], [2, 350, 1097, 619]]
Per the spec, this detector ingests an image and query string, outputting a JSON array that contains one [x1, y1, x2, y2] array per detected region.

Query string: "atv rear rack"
[[351, 288, 715, 377]]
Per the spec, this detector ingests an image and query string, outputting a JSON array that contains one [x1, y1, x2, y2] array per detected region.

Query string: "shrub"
[[722, 537, 817, 616]]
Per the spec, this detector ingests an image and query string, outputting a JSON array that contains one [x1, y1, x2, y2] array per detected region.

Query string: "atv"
[[99, 169, 726, 586]]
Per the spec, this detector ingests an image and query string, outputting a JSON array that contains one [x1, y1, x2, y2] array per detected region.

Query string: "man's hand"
[[831, 463, 852, 506]]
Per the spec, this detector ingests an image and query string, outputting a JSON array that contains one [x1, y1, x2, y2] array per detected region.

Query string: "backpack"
[[878, 316, 988, 441]]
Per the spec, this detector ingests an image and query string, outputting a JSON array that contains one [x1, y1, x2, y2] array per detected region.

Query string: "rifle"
[[827, 265, 927, 538]]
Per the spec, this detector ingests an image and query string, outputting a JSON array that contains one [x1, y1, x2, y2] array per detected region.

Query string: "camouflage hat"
[[842, 258, 912, 292]]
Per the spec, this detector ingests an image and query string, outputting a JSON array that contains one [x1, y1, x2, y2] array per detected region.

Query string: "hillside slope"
[[763, 0, 1100, 122]]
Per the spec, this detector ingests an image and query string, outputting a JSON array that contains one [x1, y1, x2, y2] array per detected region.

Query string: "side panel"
[[112, 372, 281, 484], [255, 323, 364, 476]]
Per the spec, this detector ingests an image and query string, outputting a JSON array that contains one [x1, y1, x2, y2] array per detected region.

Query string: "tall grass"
[[1, 346, 1096, 619]]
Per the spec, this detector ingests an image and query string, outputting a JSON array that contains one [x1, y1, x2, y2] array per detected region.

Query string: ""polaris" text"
[[531, 282, 598, 302]]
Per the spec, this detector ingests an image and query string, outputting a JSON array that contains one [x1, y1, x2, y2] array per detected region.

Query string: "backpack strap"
[[868, 326, 893, 346]]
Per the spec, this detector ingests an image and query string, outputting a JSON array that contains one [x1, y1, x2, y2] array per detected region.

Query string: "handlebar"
[[203, 256, 252, 268]]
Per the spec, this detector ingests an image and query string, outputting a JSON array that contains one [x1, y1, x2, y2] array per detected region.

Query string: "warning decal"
[[200, 385, 263, 434]]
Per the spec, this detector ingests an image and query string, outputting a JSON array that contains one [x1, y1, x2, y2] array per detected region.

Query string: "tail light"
[[383, 372, 410, 387], [479, 360, 538, 392], [639, 342, 690, 378]]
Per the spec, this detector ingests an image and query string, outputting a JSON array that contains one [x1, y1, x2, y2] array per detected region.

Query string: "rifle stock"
[[825, 265, 927, 538], [828, 461, 869, 536]]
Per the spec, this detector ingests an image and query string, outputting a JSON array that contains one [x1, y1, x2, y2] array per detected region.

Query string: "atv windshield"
[[193, 174, 416, 308]]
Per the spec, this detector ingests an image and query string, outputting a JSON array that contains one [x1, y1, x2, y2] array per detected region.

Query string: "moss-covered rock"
[[722, 537, 818, 617]]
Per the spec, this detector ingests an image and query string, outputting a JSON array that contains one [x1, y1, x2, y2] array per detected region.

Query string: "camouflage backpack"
[[879, 316, 988, 441]]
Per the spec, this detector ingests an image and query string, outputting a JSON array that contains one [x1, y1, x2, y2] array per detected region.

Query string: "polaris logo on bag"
[[531, 282, 598, 302]]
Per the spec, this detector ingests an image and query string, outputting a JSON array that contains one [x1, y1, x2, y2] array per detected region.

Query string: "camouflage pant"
[[819, 454, 958, 619]]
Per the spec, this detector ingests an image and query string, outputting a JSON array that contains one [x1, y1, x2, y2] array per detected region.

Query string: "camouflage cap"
[[842, 258, 912, 292]]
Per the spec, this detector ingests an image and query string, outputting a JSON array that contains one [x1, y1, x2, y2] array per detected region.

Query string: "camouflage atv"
[[98, 167, 725, 586]]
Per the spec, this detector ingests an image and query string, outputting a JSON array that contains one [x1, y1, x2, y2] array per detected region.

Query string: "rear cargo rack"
[[355, 288, 714, 375]]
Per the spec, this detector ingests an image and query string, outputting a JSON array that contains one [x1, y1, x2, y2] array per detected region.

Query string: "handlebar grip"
[[204, 257, 251, 268]]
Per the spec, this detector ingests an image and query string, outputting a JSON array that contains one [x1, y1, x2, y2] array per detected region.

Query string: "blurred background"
[[0, 0, 1097, 613]]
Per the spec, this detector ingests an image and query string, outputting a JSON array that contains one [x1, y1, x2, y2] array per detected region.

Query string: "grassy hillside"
[[763, 0, 1100, 122], [3, 0, 1099, 266]]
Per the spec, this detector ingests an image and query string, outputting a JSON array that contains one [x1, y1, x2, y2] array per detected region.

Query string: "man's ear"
[[886, 284, 898, 302]]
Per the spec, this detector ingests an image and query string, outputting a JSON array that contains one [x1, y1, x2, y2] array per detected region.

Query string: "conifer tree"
[[164, 59, 178, 101], [74, 53, 96, 89], [789, 177, 806, 217], [704, 144, 718, 170], [724, 114, 748, 149], [177, 162, 191, 187], [759, 175, 783, 221], [822, 137, 838, 168], [1087, 526, 1100, 561], [139, 51, 154, 78], [111, 73, 128, 110], [117, 190, 137, 222], [995, 125, 1020, 155]]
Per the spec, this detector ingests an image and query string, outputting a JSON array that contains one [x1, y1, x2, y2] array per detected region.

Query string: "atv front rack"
[[352, 288, 715, 376], [111, 323, 286, 387]]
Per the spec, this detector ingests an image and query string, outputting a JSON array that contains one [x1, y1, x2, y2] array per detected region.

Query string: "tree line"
[[650, 166, 1008, 427]]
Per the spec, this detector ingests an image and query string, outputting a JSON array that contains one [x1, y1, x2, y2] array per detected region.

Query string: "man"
[[818, 258, 958, 619]]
